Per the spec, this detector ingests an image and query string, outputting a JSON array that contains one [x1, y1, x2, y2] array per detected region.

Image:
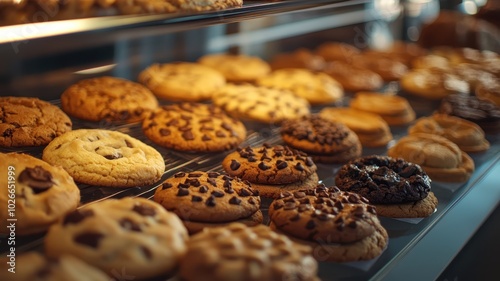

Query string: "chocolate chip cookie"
[[280, 115, 362, 164], [61, 76, 159, 122], [44, 197, 189, 280], [0, 153, 80, 235], [142, 103, 246, 152], [269, 184, 388, 262], [153, 171, 262, 234], [198, 53, 271, 82], [0, 97, 72, 147], [335, 155, 438, 218], [42, 129, 165, 187], [180, 223, 320, 281], [138, 62, 226, 101]]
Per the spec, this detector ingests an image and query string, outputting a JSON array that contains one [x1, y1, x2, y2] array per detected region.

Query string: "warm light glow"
[[74, 64, 116, 75], [461, 1, 478, 15]]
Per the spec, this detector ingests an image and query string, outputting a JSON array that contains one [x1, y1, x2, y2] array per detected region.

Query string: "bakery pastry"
[[476, 79, 500, 106], [42, 129, 165, 187], [198, 53, 271, 82], [0, 252, 109, 281], [388, 133, 475, 183], [0, 153, 80, 235], [61, 76, 158, 122], [408, 114, 490, 152], [335, 155, 438, 218], [180, 223, 319, 281], [222, 144, 319, 198], [400, 68, 470, 100], [269, 48, 326, 71], [153, 171, 262, 234], [411, 54, 451, 70], [212, 84, 310, 124], [0, 97, 72, 147], [438, 93, 500, 133], [280, 115, 362, 164], [269, 184, 388, 262], [349, 92, 416, 125], [315, 42, 361, 63], [363, 41, 426, 66], [351, 53, 408, 81], [45, 197, 189, 280], [319, 107, 393, 147], [322, 60, 384, 92], [138, 62, 226, 101], [142, 103, 246, 152], [256, 68, 344, 105]]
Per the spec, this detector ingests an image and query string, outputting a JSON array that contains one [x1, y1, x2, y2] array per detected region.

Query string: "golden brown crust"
[[349, 92, 416, 125], [198, 54, 271, 82], [323, 61, 384, 92], [374, 192, 438, 218], [181, 210, 263, 234]]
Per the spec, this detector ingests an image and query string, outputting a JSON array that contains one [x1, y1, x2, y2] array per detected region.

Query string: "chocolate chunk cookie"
[[280, 115, 362, 164], [0, 153, 80, 235], [153, 171, 262, 234], [0, 97, 72, 147], [198, 53, 271, 82], [269, 184, 388, 262], [180, 223, 320, 281], [61, 76, 159, 122], [42, 129, 165, 187], [142, 103, 246, 152], [44, 197, 189, 280]]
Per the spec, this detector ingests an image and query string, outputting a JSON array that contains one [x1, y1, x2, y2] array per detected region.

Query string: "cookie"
[[280, 115, 362, 164], [319, 107, 393, 147], [142, 103, 246, 152], [179, 223, 319, 281], [476, 80, 500, 106], [437, 93, 500, 133], [387, 133, 475, 183], [349, 92, 416, 125], [198, 53, 271, 82], [408, 114, 490, 152], [411, 54, 451, 70], [256, 68, 344, 105], [351, 53, 408, 81], [250, 173, 320, 199], [212, 84, 310, 124], [400, 68, 470, 100], [153, 171, 262, 233], [44, 197, 189, 280], [315, 42, 361, 63], [335, 155, 437, 218], [269, 184, 388, 262], [0, 97, 72, 147], [61, 76, 159, 122], [322, 60, 384, 92], [116, 0, 243, 15], [42, 129, 165, 187], [269, 48, 326, 72], [138, 62, 226, 101], [363, 41, 426, 66], [0, 153, 80, 235], [0, 252, 109, 281]]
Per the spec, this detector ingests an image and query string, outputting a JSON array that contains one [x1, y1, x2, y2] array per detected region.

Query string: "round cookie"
[[42, 129, 165, 187], [387, 133, 475, 183], [322, 61, 384, 92], [180, 223, 319, 281], [153, 171, 261, 232], [0, 252, 109, 281], [349, 92, 416, 125], [476, 80, 500, 106], [400, 68, 470, 100], [222, 145, 317, 185], [212, 84, 310, 124], [411, 54, 451, 70], [248, 172, 320, 199], [0, 153, 80, 235], [269, 185, 388, 262], [138, 62, 226, 101], [61, 76, 158, 123], [44, 197, 189, 280], [319, 107, 393, 147], [438, 93, 500, 133], [0, 97, 72, 147], [198, 53, 271, 82], [409, 114, 490, 152], [351, 53, 408, 81], [269, 48, 326, 72], [363, 41, 426, 66], [256, 68, 344, 105], [280, 115, 362, 164], [142, 103, 246, 152], [315, 42, 361, 63], [373, 192, 439, 218], [181, 210, 263, 235]]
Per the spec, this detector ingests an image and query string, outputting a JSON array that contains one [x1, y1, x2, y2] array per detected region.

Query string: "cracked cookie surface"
[[0, 97, 72, 147], [42, 129, 165, 187]]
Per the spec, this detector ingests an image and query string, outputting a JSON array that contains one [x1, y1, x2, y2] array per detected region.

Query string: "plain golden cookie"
[[374, 192, 438, 218], [351, 53, 408, 81], [269, 48, 326, 72], [400, 68, 470, 100], [322, 61, 384, 92], [198, 53, 271, 82], [315, 42, 361, 63], [350, 92, 416, 125]]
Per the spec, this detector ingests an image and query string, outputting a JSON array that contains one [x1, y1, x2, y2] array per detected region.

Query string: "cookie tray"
[[0, 97, 499, 281]]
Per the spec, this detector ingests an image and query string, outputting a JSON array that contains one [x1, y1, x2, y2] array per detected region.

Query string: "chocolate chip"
[[221, 122, 232, 131], [141, 246, 152, 259], [273, 201, 284, 210], [305, 157, 315, 167], [290, 214, 301, 221], [177, 188, 189, 196], [206, 196, 216, 207], [18, 166, 53, 193], [248, 156, 257, 162], [178, 183, 190, 189], [298, 197, 310, 204], [225, 187, 234, 194], [162, 182, 173, 190], [215, 131, 226, 138], [223, 179, 232, 188], [124, 140, 134, 148], [74, 232, 103, 248], [229, 196, 242, 205], [2, 128, 13, 137], [104, 153, 123, 160], [199, 185, 208, 193], [298, 205, 311, 212], [260, 154, 272, 161], [159, 128, 171, 136], [207, 172, 219, 178], [348, 194, 361, 203], [239, 189, 252, 197], [276, 160, 288, 170], [284, 202, 297, 210], [207, 178, 217, 187], [202, 135, 211, 141], [230, 159, 241, 171], [348, 221, 357, 228], [191, 195, 203, 202], [119, 218, 141, 232], [174, 172, 186, 178], [306, 220, 316, 230], [336, 223, 345, 231], [334, 201, 344, 210], [248, 198, 256, 205], [63, 209, 94, 225], [188, 172, 202, 178], [182, 131, 195, 141], [318, 214, 330, 221], [186, 178, 201, 187], [293, 191, 306, 198], [212, 191, 224, 198], [258, 162, 271, 171], [294, 163, 305, 171], [132, 204, 156, 216]]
